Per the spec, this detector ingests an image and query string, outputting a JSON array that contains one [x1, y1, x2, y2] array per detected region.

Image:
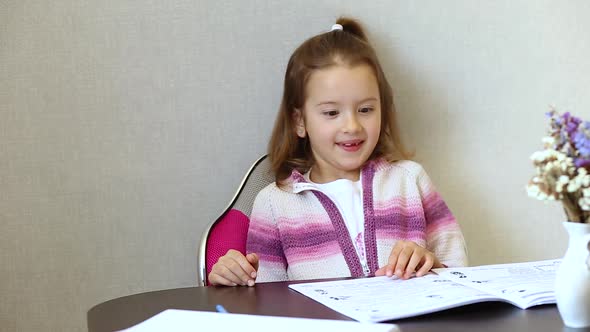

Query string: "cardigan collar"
[[289, 159, 377, 194]]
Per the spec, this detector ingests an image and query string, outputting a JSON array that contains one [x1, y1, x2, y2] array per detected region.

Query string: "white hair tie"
[[331, 24, 343, 31]]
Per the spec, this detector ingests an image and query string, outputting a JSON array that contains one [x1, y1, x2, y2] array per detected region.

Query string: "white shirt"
[[303, 172, 369, 275]]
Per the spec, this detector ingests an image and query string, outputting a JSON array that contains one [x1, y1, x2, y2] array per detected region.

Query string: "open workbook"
[[288, 259, 559, 323]]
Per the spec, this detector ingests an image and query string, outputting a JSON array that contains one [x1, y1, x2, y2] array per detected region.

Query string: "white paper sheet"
[[120, 309, 400, 332]]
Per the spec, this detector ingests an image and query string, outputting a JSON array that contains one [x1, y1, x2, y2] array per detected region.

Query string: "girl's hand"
[[208, 250, 259, 287], [375, 240, 443, 279]]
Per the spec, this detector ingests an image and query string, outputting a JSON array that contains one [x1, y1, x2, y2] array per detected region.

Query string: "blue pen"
[[215, 304, 229, 313]]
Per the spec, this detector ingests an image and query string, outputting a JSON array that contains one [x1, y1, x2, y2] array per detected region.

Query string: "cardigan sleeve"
[[246, 187, 289, 282], [416, 167, 469, 267]]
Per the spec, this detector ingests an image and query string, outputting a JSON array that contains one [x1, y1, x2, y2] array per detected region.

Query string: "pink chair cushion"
[[205, 209, 250, 285]]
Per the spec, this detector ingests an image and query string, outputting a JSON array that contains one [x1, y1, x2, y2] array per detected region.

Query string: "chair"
[[197, 154, 275, 286]]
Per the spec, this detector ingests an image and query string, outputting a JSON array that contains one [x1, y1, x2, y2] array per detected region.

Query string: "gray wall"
[[2, 1, 589, 331]]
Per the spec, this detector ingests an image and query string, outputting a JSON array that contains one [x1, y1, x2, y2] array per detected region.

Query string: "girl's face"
[[295, 63, 381, 183]]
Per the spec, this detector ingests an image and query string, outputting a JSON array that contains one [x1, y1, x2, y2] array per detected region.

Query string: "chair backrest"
[[197, 154, 275, 286]]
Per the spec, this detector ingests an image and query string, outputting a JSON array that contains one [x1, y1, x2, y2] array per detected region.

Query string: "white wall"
[[1, 1, 589, 331]]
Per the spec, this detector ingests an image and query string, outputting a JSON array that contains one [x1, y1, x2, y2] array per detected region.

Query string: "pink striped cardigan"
[[246, 158, 468, 282]]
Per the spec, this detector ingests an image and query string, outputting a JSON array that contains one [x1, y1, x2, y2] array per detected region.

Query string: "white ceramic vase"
[[555, 221, 590, 328]]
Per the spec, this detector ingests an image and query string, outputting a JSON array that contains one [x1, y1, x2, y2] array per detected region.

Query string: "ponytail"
[[335, 17, 369, 43]]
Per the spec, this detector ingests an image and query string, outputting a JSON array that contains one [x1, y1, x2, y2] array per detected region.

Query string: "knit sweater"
[[246, 158, 468, 282]]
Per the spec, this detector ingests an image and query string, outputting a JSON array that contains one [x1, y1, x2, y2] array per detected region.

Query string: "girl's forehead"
[[304, 64, 379, 104]]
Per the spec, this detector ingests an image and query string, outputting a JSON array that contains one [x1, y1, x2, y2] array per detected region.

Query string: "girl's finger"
[[385, 242, 404, 277], [416, 255, 434, 277], [404, 251, 423, 279], [216, 264, 247, 286], [394, 246, 413, 277], [224, 252, 256, 283], [208, 269, 238, 286]]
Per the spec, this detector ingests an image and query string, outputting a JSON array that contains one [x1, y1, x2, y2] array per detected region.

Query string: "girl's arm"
[[417, 168, 469, 268], [246, 187, 289, 282]]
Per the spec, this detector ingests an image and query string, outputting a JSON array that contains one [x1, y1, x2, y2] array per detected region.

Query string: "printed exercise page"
[[289, 274, 500, 322], [434, 259, 559, 308]]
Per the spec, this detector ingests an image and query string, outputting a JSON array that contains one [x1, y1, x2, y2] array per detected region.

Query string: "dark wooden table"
[[87, 279, 586, 332]]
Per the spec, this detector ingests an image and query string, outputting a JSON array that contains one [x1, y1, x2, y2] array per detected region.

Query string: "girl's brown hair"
[[268, 17, 411, 184]]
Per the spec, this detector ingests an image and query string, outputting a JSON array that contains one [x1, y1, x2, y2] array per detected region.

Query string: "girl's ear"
[[293, 109, 307, 138]]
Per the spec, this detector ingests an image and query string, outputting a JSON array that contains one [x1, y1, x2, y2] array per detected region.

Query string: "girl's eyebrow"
[[315, 101, 338, 107], [315, 97, 378, 107], [359, 97, 379, 103]]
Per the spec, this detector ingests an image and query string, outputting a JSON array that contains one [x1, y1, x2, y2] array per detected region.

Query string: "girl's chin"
[[335, 162, 365, 173]]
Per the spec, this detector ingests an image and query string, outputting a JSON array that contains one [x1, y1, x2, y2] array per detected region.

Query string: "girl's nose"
[[343, 114, 361, 133]]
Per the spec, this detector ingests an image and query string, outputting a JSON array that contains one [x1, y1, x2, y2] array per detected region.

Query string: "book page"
[[434, 259, 559, 308], [289, 274, 501, 322]]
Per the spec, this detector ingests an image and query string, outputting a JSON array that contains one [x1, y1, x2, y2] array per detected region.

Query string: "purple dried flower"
[[545, 110, 584, 158], [573, 123, 590, 158], [566, 116, 581, 136], [575, 158, 590, 168]]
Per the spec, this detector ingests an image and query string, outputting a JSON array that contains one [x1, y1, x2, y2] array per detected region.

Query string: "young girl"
[[208, 17, 467, 287]]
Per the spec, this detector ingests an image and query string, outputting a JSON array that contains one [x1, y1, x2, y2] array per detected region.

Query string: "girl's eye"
[[359, 107, 374, 113], [323, 110, 339, 117]]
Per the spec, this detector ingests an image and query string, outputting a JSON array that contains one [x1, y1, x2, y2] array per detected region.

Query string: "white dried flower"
[[581, 188, 590, 211], [556, 175, 570, 193], [542, 136, 555, 145]]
